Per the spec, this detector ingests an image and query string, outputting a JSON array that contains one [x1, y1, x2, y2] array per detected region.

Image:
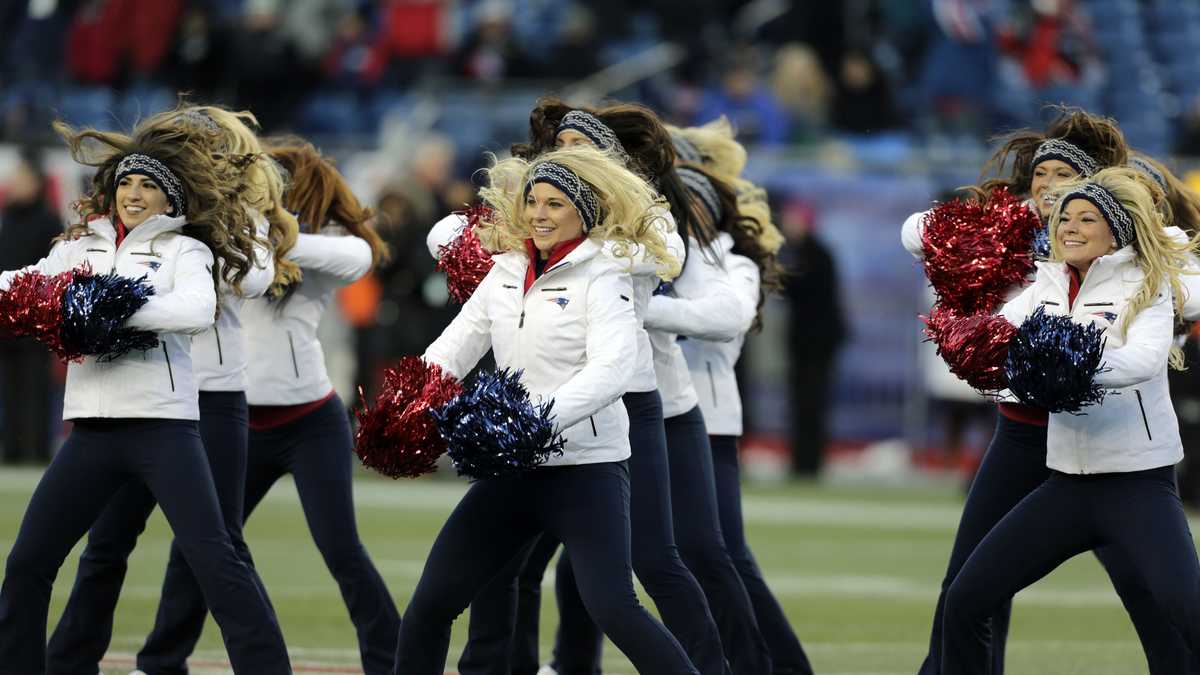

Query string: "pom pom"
[[353, 356, 463, 479], [923, 307, 1018, 393], [437, 205, 495, 304], [922, 187, 1040, 315], [431, 368, 565, 479], [0, 270, 72, 349], [1005, 306, 1108, 413], [58, 269, 158, 362]]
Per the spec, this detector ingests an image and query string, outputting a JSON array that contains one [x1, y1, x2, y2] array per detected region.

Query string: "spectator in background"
[[540, 4, 601, 79], [358, 0, 451, 86], [64, 0, 184, 87], [769, 43, 831, 143], [453, 0, 540, 83], [0, 149, 63, 463], [831, 48, 898, 134], [779, 199, 845, 477], [695, 51, 789, 145], [162, 3, 231, 100]]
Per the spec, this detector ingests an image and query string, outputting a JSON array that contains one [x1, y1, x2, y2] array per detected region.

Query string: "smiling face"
[[1056, 198, 1116, 276], [1031, 159, 1080, 219], [555, 128, 594, 149], [115, 174, 171, 227], [525, 182, 584, 258]]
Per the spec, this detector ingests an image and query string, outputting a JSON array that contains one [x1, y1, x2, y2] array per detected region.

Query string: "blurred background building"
[[2, 0, 1199, 486]]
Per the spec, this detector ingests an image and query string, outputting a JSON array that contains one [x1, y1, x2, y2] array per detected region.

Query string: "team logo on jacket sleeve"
[[1091, 311, 1117, 323], [139, 260, 162, 271], [546, 297, 570, 310]]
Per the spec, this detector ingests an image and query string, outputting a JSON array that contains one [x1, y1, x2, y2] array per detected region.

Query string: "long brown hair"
[[979, 107, 1129, 197], [264, 138, 390, 301], [512, 96, 717, 257], [1130, 152, 1200, 237], [53, 119, 255, 290]]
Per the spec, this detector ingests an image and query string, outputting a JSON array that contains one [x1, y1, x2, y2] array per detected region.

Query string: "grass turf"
[[0, 467, 1181, 674]]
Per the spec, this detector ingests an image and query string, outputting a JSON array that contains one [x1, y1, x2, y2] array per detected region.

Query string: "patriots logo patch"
[[1092, 311, 1117, 323], [547, 297, 570, 310], [138, 261, 162, 271]]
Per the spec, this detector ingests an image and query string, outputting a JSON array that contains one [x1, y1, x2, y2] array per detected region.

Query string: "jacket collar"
[[498, 237, 602, 275], [87, 214, 188, 246], [1039, 246, 1137, 294]]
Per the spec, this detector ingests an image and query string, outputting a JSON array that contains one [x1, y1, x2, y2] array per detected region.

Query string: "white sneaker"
[[536, 666, 559, 675]]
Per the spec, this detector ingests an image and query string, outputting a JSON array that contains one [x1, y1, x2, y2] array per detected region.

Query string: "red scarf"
[[523, 237, 585, 293]]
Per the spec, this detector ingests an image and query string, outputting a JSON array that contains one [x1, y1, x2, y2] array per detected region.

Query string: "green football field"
[[0, 466, 1187, 674]]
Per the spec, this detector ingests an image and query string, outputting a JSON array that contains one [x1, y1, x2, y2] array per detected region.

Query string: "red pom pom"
[[922, 187, 1040, 315], [438, 205, 496, 304], [923, 307, 1018, 392], [353, 356, 463, 478], [0, 269, 74, 355]]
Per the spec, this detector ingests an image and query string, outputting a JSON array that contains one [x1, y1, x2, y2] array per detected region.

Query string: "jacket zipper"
[[706, 361, 718, 407], [161, 341, 175, 392], [213, 324, 224, 365], [287, 331, 300, 378], [589, 416, 597, 436], [1135, 389, 1152, 441]]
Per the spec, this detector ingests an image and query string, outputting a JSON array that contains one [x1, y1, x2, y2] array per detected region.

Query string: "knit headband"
[[116, 153, 186, 216], [557, 110, 628, 160], [677, 166, 723, 223], [1128, 156, 1167, 191], [1060, 182, 1136, 249], [526, 161, 599, 233], [1033, 138, 1101, 177], [671, 132, 704, 165]]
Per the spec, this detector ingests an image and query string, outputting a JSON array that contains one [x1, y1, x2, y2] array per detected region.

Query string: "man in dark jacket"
[[0, 148, 63, 463]]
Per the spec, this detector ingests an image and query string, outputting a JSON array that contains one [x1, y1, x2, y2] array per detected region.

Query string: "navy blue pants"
[[394, 461, 699, 675], [137, 394, 400, 675], [918, 415, 1199, 675], [45, 392, 272, 675], [943, 466, 1200, 675], [0, 418, 290, 674], [458, 392, 730, 675], [710, 435, 813, 675]]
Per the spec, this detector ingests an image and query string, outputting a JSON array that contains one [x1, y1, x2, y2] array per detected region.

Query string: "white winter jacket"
[[242, 228, 372, 405], [677, 234, 759, 436], [426, 208, 685, 394], [1000, 248, 1182, 474], [0, 215, 216, 420], [424, 239, 638, 466], [191, 212, 275, 392], [644, 236, 747, 418]]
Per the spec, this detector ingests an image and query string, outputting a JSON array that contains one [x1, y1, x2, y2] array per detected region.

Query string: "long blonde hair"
[[476, 145, 680, 279], [1049, 167, 1199, 368], [137, 105, 302, 293]]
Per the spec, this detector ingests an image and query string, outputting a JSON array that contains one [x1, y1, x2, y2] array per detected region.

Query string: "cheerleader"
[[533, 102, 771, 675], [433, 105, 733, 675], [44, 105, 289, 675], [126, 139, 401, 674], [0, 121, 290, 673], [942, 167, 1200, 674], [667, 161, 816, 675], [905, 110, 1197, 675], [396, 145, 698, 675]]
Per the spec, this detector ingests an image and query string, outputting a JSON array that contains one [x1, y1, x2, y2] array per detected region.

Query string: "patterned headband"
[[1128, 156, 1167, 191], [1060, 182, 1136, 249], [1033, 138, 1101, 177], [527, 161, 599, 233], [116, 153, 186, 216], [677, 166, 722, 223], [671, 132, 704, 165], [179, 110, 220, 133], [557, 110, 628, 160]]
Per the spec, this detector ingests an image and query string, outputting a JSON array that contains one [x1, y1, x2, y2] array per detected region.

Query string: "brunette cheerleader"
[[943, 167, 1200, 674], [0, 121, 290, 673], [904, 110, 1197, 675], [397, 145, 698, 675], [124, 139, 401, 675], [43, 105, 291, 675]]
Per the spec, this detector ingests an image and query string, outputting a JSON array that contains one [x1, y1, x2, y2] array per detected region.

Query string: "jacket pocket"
[[161, 341, 175, 392], [213, 324, 224, 365], [1135, 389, 1152, 441], [706, 361, 718, 407], [287, 331, 300, 378], [589, 416, 598, 437]]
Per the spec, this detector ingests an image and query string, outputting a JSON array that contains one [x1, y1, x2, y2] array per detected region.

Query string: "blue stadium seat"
[[55, 87, 117, 130]]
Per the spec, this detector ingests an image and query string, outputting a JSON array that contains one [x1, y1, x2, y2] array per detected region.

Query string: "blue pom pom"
[[1005, 306, 1108, 413], [431, 368, 565, 479], [60, 271, 158, 361], [1032, 224, 1051, 260]]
